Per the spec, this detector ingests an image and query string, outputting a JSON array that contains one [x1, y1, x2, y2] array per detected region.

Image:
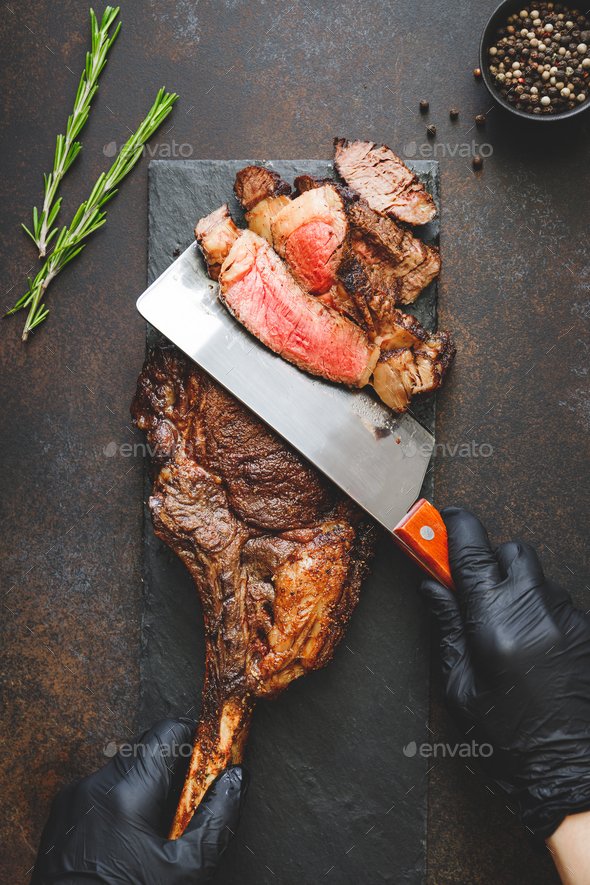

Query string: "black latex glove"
[[420, 507, 590, 840], [31, 719, 246, 885]]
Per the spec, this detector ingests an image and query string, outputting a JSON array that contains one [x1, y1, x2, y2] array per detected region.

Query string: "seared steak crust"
[[233, 165, 293, 243], [373, 326, 456, 412], [335, 256, 455, 411], [131, 346, 375, 835], [347, 201, 440, 305], [335, 254, 399, 333], [234, 164, 292, 210], [194, 204, 240, 281], [334, 138, 436, 226], [293, 173, 359, 206]]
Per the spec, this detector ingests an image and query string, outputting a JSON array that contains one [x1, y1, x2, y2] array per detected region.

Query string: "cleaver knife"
[[137, 242, 453, 589]]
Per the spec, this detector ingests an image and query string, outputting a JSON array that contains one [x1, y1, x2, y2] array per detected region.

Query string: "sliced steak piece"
[[348, 201, 440, 305], [218, 230, 378, 387], [234, 165, 293, 244], [194, 204, 240, 280], [291, 181, 438, 305], [336, 255, 398, 336], [334, 138, 436, 226], [131, 346, 375, 835], [234, 164, 292, 211], [293, 173, 332, 194], [246, 194, 291, 243], [271, 185, 348, 295], [348, 201, 428, 276], [372, 322, 455, 413], [396, 244, 441, 304]]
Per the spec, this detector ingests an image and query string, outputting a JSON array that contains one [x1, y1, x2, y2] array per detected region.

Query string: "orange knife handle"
[[392, 498, 454, 590]]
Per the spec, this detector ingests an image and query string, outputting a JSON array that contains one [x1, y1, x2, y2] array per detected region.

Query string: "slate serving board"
[[140, 159, 440, 885]]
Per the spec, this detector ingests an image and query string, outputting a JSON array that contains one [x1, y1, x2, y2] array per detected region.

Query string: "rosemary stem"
[[27, 6, 121, 258], [12, 87, 178, 340]]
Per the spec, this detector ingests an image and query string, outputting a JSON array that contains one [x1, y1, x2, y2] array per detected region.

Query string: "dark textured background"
[[1, 1, 588, 883]]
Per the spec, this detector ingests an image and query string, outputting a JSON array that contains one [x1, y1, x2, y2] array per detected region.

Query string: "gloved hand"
[[420, 507, 590, 840], [31, 719, 246, 885]]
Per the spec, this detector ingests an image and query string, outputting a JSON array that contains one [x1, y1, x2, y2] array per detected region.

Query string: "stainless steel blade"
[[136, 242, 435, 531]]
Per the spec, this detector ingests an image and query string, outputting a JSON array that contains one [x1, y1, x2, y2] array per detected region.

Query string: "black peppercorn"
[[419, 99, 429, 112], [472, 155, 483, 170], [449, 107, 460, 119], [475, 113, 487, 126], [427, 124, 437, 137]]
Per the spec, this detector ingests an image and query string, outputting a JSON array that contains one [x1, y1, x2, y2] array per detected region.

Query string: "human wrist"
[[546, 811, 590, 885]]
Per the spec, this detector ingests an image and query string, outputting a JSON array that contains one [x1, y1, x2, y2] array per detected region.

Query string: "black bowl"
[[480, 0, 590, 121]]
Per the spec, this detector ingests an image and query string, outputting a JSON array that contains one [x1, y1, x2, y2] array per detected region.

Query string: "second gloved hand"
[[420, 507, 590, 840], [31, 718, 246, 885]]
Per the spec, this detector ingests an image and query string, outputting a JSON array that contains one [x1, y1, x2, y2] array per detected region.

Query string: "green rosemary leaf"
[[10, 87, 178, 340], [26, 6, 121, 258]]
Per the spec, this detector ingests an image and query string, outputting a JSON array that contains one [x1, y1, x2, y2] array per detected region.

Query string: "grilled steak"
[[252, 169, 438, 305], [218, 229, 378, 386], [270, 185, 348, 294], [236, 170, 353, 295], [195, 203, 452, 412], [234, 164, 291, 211], [131, 345, 375, 836], [335, 254, 402, 336], [194, 204, 239, 281], [234, 165, 292, 243], [334, 138, 436, 226], [246, 194, 291, 243], [199, 150, 452, 413], [347, 201, 440, 305], [372, 319, 455, 412], [334, 256, 455, 411]]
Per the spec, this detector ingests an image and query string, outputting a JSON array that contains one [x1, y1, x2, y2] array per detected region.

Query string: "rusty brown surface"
[[0, 1, 588, 883]]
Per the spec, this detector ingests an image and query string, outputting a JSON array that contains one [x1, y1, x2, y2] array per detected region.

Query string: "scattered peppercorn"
[[450, 107, 460, 119], [427, 124, 437, 137], [473, 67, 483, 78], [472, 155, 484, 170], [485, 2, 590, 115], [419, 99, 429, 112], [475, 113, 487, 126]]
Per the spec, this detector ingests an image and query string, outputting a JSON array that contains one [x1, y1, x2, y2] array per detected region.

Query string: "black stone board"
[[141, 159, 440, 885]]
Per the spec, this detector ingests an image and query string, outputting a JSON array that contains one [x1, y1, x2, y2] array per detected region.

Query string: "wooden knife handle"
[[392, 498, 454, 590]]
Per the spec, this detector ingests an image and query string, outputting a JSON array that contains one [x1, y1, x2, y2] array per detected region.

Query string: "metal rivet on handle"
[[420, 525, 435, 541]]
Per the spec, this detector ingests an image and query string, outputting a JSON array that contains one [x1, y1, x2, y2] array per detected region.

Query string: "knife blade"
[[136, 242, 452, 588]]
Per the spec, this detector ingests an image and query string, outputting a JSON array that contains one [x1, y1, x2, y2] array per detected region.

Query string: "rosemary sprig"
[[23, 6, 121, 258], [9, 87, 178, 341]]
